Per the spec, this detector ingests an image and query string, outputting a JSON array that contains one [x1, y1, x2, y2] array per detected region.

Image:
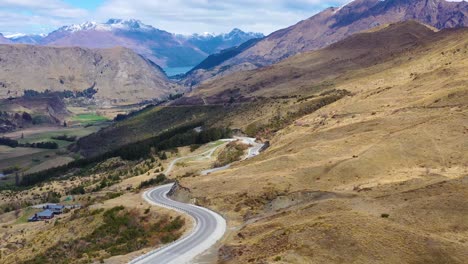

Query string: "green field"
[[15, 207, 41, 224], [72, 113, 109, 124]]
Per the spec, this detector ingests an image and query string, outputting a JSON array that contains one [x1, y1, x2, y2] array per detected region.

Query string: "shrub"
[[381, 213, 390, 218], [69, 185, 86, 195], [139, 174, 167, 189]]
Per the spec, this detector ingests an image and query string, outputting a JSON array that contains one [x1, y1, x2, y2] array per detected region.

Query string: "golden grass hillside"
[[175, 21, 468, 263]]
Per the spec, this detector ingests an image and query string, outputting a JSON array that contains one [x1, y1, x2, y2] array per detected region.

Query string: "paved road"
[[131, 138, 264, 264], [129, 184, 226, 264], [166, 139, 235, 175], [201, 137, 264, 175]]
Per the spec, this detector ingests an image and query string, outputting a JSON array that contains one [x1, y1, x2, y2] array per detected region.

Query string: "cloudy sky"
[[0, 0, 353, 35]]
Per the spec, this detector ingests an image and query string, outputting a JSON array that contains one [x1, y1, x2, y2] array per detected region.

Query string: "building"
[[45, 204, 65, 214], [28, 209, 54, 221]]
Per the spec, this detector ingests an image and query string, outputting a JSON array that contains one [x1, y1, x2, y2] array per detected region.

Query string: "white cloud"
[[94, 0, 351, 34], [0, 0, 352, 34], [1, 0, 465, 35], [0, 0, 90, 33]]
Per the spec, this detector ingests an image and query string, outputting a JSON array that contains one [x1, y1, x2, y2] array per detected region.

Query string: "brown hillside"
[[173, 21, 468, 263], [0, 45, 181, 105], [181, 21, 442, 104]]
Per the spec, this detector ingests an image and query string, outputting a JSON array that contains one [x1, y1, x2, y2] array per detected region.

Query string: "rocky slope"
[[183, 0, 468, 86], [0, 44, 180, 104]]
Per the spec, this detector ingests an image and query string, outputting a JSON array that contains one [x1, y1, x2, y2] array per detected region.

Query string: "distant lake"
[[163, 67, 194, 77]]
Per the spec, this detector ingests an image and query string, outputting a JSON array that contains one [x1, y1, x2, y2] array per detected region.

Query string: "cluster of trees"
[[0, 137, 58, 149], [22, 142, 58, 149], [111, 125, 231, 161], [2, 166, 21, 175], [114, 104, 157, 122], [19, 124, 232, 187], [0, 137, 19, 148], [167, 93, 184, 101], [23, 87, 97, 99], [113, 93, 183, 122]]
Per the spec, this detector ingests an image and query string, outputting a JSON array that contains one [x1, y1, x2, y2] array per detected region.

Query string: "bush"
[[69, 185, 86, 195], [214, 142, 248, 167], [381, 213, 390, 218], [139, 174, 167, 189], [190, 144, 201, 152]]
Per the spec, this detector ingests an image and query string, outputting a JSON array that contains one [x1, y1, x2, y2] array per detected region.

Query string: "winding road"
[[130, 137, 264, 264], [129, 184, 226, 264]]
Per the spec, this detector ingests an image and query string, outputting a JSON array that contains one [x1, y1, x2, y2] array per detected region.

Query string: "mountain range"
[[184, 0, 468, 86], [3, 19, 263, 68]]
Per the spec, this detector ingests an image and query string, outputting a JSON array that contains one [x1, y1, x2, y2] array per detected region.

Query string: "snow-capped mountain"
[[55, 19, 154, 33], [8, 19, 263, 68], [182, 28, 264, 55], [6, 33, 45, 44]]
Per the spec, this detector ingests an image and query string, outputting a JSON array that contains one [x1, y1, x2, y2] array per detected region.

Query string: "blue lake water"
[[163, 66, 194, 77]]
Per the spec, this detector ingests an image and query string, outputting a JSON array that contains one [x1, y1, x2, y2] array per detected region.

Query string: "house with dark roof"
[[44, 204, 65, 214], [28, 209, 54, 222], [37, 210, 54, 220]]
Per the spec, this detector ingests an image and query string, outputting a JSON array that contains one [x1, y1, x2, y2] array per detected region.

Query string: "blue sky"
[[63, 0, 103, 10], [1, 0, 464, 36]]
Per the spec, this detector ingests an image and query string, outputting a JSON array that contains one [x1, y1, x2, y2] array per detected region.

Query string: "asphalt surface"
[[201, 137, 264, 175], [130, 138, 264, 264], [129, 184, 226, 264]]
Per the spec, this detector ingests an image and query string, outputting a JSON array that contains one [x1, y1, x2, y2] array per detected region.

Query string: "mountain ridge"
[[3, 19, 263, 68], [183, 0, 468, 86]]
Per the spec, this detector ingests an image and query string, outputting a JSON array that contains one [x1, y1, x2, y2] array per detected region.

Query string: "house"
[[28, 210, 54, 221], [37, 209, 54, 220], [45, 204, 65, 214]]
